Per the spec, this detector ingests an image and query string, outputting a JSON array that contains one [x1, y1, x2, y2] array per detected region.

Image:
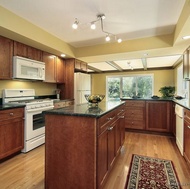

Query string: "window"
[[107, 74, 153, 100]]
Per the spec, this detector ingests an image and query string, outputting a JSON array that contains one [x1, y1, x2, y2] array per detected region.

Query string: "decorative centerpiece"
[[84, 94, 105, 106], [159, 86, 175, 98]]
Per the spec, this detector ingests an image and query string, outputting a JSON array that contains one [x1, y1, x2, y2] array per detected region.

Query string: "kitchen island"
[[43, 101, 125, 189]]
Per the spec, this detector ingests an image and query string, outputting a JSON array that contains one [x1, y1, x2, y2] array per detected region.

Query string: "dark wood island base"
[[44, 101, 125, 189]]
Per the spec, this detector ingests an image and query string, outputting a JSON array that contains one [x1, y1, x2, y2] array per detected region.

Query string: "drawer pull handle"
[[119, 116, 125, 118], [10, 113, 14, 116], [188, 126, 190, 129], [108, 117, 114, 121], [107, 126, 114, 131]]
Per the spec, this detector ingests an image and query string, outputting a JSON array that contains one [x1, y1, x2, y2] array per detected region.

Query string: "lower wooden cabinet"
[[146, 101, 171, 132], [45, 103, 125, 189], [124, 100, 173, 133], [125, 100, 145, 130], [0, 108, 24, 160], [184, 108, 190, 166]]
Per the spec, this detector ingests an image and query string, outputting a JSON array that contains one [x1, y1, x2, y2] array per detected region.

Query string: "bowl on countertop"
[[84, 94, 105, 106]]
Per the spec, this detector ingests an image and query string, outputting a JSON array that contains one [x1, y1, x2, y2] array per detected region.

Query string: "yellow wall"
[[91, 69, 174, 100], [0, 80, 57, 98]]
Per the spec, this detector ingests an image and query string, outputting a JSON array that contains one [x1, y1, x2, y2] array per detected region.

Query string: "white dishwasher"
[[175, 104, 184, 155]]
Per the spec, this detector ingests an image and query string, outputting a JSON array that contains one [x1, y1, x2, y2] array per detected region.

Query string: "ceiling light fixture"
[[72, 18, 79, 29], [182, 35, 190, 40], [72, 14, 122, 43], [127, 62, 133, 70]]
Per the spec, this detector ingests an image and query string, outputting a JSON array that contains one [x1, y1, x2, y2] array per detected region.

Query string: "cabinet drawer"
[[0, 108, 24, 121], [125, 120, 145, 129], [125, 101, 145, 107], [125, 109, 144, 119], [184, 109, 190, 123], [97, 110, 117, 135]]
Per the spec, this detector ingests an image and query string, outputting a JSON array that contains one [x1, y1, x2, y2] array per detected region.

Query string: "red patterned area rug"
[[125, 154, 181, 189]]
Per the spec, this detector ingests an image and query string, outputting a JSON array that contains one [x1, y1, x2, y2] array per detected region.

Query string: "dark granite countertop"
[[43, 101, 125, 118], [0, 104, 25, 111], [121, 97, 190, 110]]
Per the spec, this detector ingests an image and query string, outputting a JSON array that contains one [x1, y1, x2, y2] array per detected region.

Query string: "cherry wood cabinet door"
[[97, 131, 108, 188], [14, 41, 43, 61], [43, 52, 56, 83], [27, 46, 42, 61], [56, 57, 65, 83], [0, 108, 24, 160], [146, 101, 171, 132], [184, 119, 190, 166], [0, 36, 13, 79]]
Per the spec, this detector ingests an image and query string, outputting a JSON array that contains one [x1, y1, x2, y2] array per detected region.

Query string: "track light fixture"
[[72, 14, 122, 43]]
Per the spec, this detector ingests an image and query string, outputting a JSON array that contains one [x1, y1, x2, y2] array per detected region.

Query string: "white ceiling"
[[0, 0, 187, 72]]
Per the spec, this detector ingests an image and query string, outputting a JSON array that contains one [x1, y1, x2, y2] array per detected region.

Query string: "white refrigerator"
[[74, 73, 91, 104]]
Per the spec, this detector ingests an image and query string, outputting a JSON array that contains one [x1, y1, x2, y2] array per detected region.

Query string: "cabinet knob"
[[107, 126, 113, 131], [188, 126, 190, 129], [10, 113, 14, 116]]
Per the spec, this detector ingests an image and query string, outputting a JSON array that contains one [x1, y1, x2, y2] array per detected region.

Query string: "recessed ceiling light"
[[61, 54, 66, 57], [182, 36, 190, 40]]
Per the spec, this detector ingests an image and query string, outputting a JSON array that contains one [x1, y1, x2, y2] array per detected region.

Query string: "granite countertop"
[[43, 101, 125, 118], [0, 104, 25, 111], [121, 97, 190, 110]]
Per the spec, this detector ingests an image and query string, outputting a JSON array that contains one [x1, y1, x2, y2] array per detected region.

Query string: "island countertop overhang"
[[43, 100, 125, 118]]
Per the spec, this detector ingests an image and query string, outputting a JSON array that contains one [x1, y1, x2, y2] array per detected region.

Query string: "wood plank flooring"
[[0, 132, 190, 189]]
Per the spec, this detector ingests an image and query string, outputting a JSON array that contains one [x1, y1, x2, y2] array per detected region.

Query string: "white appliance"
[[3, 89, 54, 153], [175, 104, 184, 155], [74, 73, 91, 104], [13, 56, 45, 80]]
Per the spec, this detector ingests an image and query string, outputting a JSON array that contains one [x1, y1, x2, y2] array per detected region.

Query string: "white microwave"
[[13, 56, 45, 81]]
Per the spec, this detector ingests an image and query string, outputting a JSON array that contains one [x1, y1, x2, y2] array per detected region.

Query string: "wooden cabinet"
[[125, 100, 145, 130], [43, 52, 65, 83], [146, 101, 171, 132], [0, 36, 13, 79], [13, 41, 43, 61], [183, 47, 190, 80], [184, 108, 190, 166], [75, 59, 87, 72], [0, 108, 24, 160], [45, 103, 125, 189]]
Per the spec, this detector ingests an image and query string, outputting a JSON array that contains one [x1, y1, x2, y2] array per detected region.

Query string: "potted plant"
[[159, 86, 175, 98]]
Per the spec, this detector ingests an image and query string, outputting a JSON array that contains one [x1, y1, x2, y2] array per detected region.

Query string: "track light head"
[[72, 18, 79, 29], [105, 35, 110, 41], [90, 22, 96, 30]]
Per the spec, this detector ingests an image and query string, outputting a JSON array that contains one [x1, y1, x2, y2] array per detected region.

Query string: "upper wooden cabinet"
[[74, 59, 88, 72], [0, 36, 13, 79], [13, 41, 43, 61], [183, 47, 190, 80], [43, 52, 65, 83]]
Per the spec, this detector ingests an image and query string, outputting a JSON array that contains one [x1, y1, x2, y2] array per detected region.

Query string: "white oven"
[[3, 89, 54, 153], [24, 103, 54, 152]]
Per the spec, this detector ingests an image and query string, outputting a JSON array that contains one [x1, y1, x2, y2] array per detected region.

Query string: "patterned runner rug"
[[125, 154, 181, 189]]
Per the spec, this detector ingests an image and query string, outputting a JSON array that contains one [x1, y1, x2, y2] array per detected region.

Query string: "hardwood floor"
[[0, 132, 190, 189]]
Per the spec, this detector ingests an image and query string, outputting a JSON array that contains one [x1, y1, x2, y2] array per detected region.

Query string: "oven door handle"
[[26, 106, 54, 113]]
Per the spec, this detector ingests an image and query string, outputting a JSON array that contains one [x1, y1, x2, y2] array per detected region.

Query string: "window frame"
[[106, 73, 154, 100]]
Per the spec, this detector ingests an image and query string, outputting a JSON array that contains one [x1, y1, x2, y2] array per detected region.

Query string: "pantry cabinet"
[[13, 41, 43, 61], [0, 36, 13, 79], [184, 108, 190, 166], [0, 107, 24, 160]]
